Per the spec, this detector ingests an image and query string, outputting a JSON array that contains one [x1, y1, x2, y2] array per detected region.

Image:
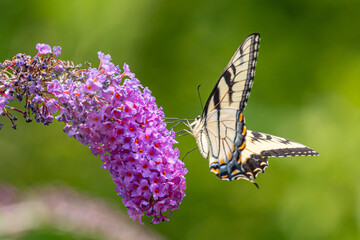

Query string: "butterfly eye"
[[196, 116, 201, 120]]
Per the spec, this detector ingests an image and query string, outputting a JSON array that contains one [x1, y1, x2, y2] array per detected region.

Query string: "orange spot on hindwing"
[[238, 112, 243, 122], [238, 141, 246, 150], [210, 168, 219, 175], [242, 125, 247, 135], [210, 161, 220, 175], [219, 158, 226, 165]]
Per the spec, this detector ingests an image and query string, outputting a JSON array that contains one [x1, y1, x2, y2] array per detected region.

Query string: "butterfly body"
[[186, 33, 319, 183]]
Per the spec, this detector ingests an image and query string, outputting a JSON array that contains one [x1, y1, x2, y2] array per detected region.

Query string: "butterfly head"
[[191, 115, 201, 125], [189, 115, 203, 131]]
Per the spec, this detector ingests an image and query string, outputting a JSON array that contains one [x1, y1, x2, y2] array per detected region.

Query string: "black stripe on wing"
[[247, 130, 320, 157], [237, 33, 260, 112]]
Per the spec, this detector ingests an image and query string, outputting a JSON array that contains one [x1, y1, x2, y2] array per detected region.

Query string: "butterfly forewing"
[[245, 130, 319, 158], [237, 130, 319, 180], [203, 33, 260, 116]]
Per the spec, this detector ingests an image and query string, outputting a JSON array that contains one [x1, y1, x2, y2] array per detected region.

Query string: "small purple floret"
[[36, 43, 52, 55], [53, 46, 61, 56]]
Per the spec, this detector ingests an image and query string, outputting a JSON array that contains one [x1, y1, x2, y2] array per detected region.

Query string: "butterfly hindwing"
[[207, 109, 246, 180]]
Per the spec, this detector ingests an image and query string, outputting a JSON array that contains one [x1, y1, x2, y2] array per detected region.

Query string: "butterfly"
[[185, 33, 319, 183]]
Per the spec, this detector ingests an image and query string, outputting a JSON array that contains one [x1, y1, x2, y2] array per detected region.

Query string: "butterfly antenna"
[[197, 84, 204, 112], [253, 182, 259, 189], [181, 147, 198, 161]]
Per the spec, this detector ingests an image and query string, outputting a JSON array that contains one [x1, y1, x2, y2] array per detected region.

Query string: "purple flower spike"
[[0, 44, 187, 224], [83, 61, 187, 224]]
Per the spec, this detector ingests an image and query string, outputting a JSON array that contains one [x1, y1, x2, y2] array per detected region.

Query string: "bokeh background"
[[0, 0, 359, 239]]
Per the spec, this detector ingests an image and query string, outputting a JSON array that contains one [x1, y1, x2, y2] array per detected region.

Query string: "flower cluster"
[[0, 44, 187, 224], [0, 45, 66, 128]]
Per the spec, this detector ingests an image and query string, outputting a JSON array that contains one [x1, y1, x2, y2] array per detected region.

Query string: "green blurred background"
[[0, 0, 359, 239]]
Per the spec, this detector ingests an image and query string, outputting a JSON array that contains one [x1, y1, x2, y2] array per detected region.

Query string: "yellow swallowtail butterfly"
[[185, 33, 319, 182]]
